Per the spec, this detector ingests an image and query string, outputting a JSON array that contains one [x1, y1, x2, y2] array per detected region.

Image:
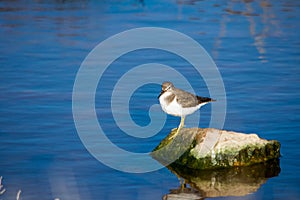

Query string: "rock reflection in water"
[[163, 159, 280, 199]]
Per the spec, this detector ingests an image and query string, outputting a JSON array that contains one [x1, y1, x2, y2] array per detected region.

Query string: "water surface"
[[0, 0, 299, 199]]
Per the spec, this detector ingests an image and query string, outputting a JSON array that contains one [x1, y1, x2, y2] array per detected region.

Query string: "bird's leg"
[[179, 116, 185, 130], [170, 116, 185, 140]]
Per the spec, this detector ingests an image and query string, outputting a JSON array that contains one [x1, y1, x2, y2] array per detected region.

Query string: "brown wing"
[[173, 88, 199, 108], [173, 88, 215, 108]]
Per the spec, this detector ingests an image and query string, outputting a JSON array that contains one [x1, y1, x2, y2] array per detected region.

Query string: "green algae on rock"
[[151, 128, 280, 170]]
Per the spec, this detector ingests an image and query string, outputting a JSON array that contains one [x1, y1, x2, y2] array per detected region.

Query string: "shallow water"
[[0, 0, 300, 199]]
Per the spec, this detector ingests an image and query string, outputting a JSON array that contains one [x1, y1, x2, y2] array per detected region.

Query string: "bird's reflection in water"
[[163, 159, 280, 199]]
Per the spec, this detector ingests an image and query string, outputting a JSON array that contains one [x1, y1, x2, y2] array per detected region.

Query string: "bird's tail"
[[196, 96, 216, 104]]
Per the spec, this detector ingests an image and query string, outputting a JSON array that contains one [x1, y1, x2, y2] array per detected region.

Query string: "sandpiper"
[[158, 81, 215, 139]]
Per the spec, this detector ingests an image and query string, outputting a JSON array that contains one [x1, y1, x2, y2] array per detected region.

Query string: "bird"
[[158, 81, 215, 139]]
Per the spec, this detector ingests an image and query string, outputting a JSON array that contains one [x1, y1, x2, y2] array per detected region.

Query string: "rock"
[[152, 128, 280, 170]]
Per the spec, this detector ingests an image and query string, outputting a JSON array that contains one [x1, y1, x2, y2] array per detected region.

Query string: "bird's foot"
[[168, 128, 180, 140]]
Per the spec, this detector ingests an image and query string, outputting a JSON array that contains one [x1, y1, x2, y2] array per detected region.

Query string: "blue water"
[[1, 0, 299, 199]]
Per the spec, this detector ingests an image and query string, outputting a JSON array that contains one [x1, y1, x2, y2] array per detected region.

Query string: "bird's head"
[[158, 81, 174, 98]]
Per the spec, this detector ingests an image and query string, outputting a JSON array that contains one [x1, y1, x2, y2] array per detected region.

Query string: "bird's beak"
[[158, 90, 164, 99]]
